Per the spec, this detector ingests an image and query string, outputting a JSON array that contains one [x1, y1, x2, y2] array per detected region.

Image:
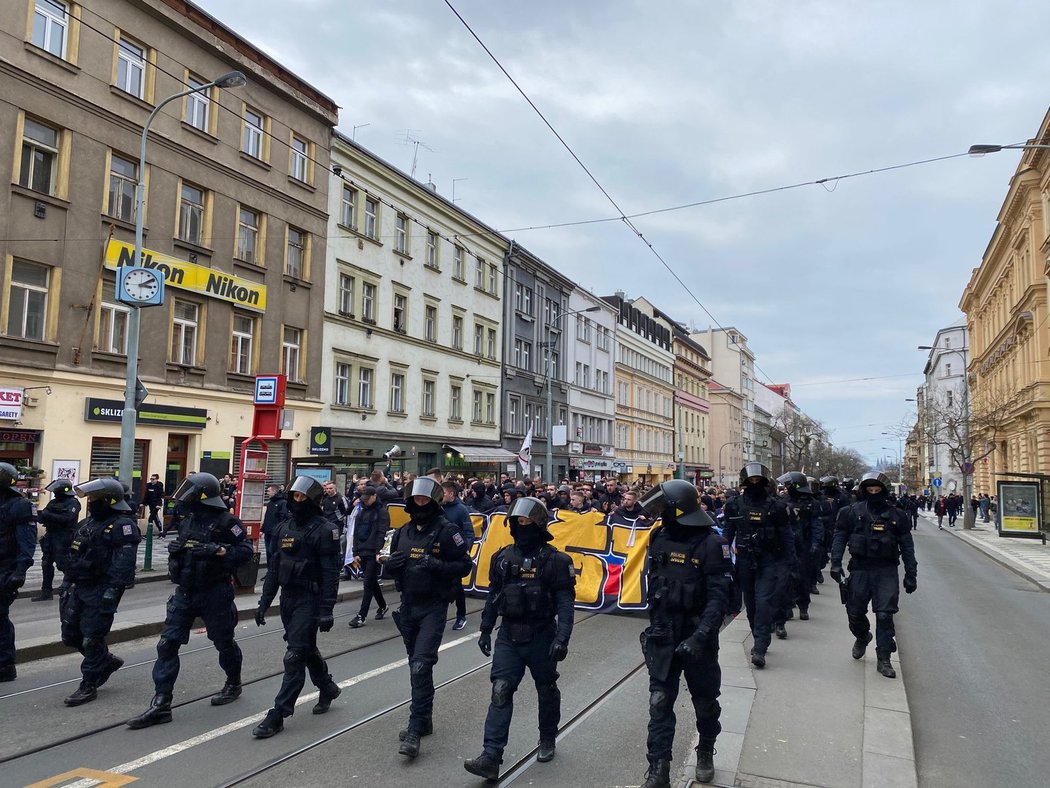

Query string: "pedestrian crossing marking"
[[23, 768, 137, 787]]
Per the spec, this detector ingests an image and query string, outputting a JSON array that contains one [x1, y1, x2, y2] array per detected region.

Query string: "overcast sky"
[[202, 0, 1050, 465]]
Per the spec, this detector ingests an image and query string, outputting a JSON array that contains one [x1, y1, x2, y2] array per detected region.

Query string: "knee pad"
[[491, 679, 515, 708], [693, 698, 721, 720], [536, 681, 560, 705], [649, 690, 671, 720], [875, 612, 894, 626], [283, 649, 305, 671], [157, 637, 180, 659]]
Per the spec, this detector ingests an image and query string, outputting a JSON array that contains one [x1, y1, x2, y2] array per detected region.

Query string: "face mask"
[[511, 521, 544, 550], [87, 499, 111, 518], [288, 497, 315, 519]]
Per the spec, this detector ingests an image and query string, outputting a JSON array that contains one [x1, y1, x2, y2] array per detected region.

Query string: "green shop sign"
[[84, 398, 208, 429]]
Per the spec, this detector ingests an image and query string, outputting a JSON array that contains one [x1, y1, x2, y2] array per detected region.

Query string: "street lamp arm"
[[968, 143, 1050, 155]]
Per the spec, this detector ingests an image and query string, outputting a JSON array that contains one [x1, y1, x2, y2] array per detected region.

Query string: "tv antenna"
[[397, 130, 434, 178]]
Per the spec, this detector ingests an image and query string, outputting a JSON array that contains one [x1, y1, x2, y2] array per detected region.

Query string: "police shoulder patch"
[[452, 531, 464, 546], [332, 528, 340, 541], [722, 544, 731, 560], [122, 523, 135, 536], [231, 524, 244, 537]]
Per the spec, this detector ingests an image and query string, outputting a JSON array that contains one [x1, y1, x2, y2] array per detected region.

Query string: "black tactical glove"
[[167, 540, 182, 554], [5, 569, 26, 591], [478, 631, 492, 657], [191, 542, 222, 558], [383, 551, 407, 571], [255, 607, 267, 627], [548, 639, 569, 662], [674, 630, 711, 661], [101, 586, 123, 614], [414, 553, 432, 570], [318, 613, 335, 632], [829, 565, 844, 584], [903, 574, 917, 594]]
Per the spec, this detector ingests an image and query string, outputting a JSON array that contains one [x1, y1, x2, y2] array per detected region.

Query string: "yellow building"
[[959, 109, 1050, 493]]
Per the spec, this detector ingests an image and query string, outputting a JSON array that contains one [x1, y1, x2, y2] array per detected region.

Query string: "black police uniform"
[[831, 490, 917, 676], [35, 486, 80, 600], [385, 500, 471, 753], [641, 519, 732, 782], [0, 483, 37, 680], [816, 484, 849, 576], [60, 497, 140, 703], [257, 503, 342, 725], [723, 487, 792, 663], [785, 492, 822, 619], [477, 539, 575, 764], [131, 502, 252, 725]]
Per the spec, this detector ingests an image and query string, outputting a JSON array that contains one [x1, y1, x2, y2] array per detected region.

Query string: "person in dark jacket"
[[143, 474, 165, 538], [347, 486, 390, 628], [0, 463, 37, 682], [598, 479, 622, 514], [468, 481, 496, 514], [261, 484, 287, 563], [442, 480, 475, 631], [32, 478, 81, 601]]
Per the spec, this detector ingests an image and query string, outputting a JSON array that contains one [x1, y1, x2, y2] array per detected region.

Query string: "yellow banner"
[[105, 240, 267, 312]]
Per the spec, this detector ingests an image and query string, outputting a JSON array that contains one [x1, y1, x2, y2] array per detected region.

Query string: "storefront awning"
[[444, 444, 519, 463]]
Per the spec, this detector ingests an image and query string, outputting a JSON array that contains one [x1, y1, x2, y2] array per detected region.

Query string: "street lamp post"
[[543, 305, 600, 483], [120, 71, 246, 569], [717, 440, 747, 487], [968, 143, 1050, 155], [881, 431, 903, 486]]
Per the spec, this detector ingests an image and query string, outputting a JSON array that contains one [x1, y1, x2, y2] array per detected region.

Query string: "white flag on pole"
[[518, 423, 533, 478]]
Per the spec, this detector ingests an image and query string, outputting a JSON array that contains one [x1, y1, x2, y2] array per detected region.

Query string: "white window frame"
[[290, 135, 309, 182], [338, 273, 354, 316], [358, 367, 374, 408], [452, 315, 463, 350], [393, 293, 407, 333], [390, 372, 405, 413], [185, 74, 210, 131], [422, 379, 435, 417], [474, 257, 484, 288], [178, 182, 205, 245], [340, 186, 356, 229], [453, 246, 464, 280], [242, 108, 264, 159], [487, 328, 497, 359], [230, 313, 254, 374], [472, 390, 483, 423], [424, 304, 436, 342], [286, 227, 305, 278], [98, 300, 129, 354], [425, 232, 438, 268], [334, 362, 351, 406], [33, 0, 68, 59], [474, 323, 484, 355], [282, 326, 302, 381], [171, 299, 198, 365], [6, 261, 48, 340], [450, 384, 462, 420], [509, 396, 520, 434], [485, 392, 496, 424], [364, 198, 378, 239], [362, 282, 376, 322], [236, 207, 260, 263], [116, 36, 146, 98], [20, 117, 58, 195], [488, 263, 497, 295], [107, 153, 137, 222], [395, 213, 408, 253]]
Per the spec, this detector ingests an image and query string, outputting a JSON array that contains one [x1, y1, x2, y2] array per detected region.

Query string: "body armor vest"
[[395, 523, 444, 601], [276, 518, 322, 590], [736, 499, 780, 552], [0, 497, 19, 561], [39, 498, 79, 531], [67, 517, 117, 582], [647, 530, 707, 613], [847, 505, 898, 561], [168, 511, 235, 587], [498, 545, 554, 625]]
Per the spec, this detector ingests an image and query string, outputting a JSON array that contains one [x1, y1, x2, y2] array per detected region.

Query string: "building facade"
[[692, 326, 757, 462], [670, 325, 712, 483], [918, 325, 969, 495], [709, 381, 744, 487], [0, 0, 337, 496], [320, 132, 507, 484]]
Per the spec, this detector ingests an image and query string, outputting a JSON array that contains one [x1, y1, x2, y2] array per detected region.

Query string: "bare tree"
[[770, 408, 827, 470]]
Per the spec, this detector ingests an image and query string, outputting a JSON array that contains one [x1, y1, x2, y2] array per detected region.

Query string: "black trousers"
[[736, 553, 779, 654], [646, 644, 722, 762], [0, 587, 15, 668], [845, 565, 901, 656], [60, 583, 118, 684], [147, 504, 163, 533], [273, 589, 333, 717], [152, 582, 241, 693], [356, 554, 386, 617], [39, 530, 73, 592], [393, 599, 448, 732]]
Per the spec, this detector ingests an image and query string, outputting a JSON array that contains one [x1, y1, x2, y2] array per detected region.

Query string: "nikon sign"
[[105, 240, 267, 312]]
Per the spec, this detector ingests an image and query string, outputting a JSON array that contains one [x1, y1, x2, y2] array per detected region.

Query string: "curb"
[[14, 582, 389, 664]]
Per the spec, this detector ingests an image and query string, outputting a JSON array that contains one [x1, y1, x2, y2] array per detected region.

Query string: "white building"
[[565, 289, 618, 480], [692, 327, 757, 462], [920, 324, 969, 495]]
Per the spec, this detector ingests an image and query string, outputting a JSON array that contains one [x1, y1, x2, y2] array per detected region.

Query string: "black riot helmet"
[[858, 471, 890, 497], [0, 462, 18, 488], [508, 496, 554, 541], [820, 475, 840, 492], [808, 477, 820, 494], [172, 472, 226, 509], [74, 477, 132, 512], [640, 479, 714, 527], [777, 471, 811, 497], [288, 475, 325, 506], [739, 462, 773, 489], [405, 477, 443, 507], [45, 478, 75, 496], [842, 477, 857, 492]]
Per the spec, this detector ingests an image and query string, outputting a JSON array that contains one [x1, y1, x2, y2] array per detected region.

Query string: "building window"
[[422, 379, 435, 417], [362, 282, 376, 321], [485, 392, 496, 424], [171, 299, 198, 365], [425, 231, 438, 268], [549, 351, 559, 380], [6, 261, 48, 340], [513, 339, 532, 371], [33, 0, 68, 58], [395, 213, 408, 253], [947, 390, 954, 406], [185, 74, 210, 131], [290, 135, 309, 182], [577, 317, 592, 342], [230, 313, 254, 374], [487, 328, 497, 359], [514, 284, 533, 316], [286, 226, 305, 278], [453, 246, 464, 280], [97, 300, 128, 354], [450, 384, 462, 420], [358, 367, 374, 408], [115, 36, 146, 98], [424, 305, 437, 342], [364, 198, 378, 239], [544, 298, 560, 326], [242, 108, 264, 159], [472, 390, 483, 423], [107, 154, 137, 222], [452, 315, 463, 349], [338, 273, 354, 315], [282, 326, 302, 381], [19, 117, 58, 195], [393, 293, 407, 333], [488, 263, 498, 295], [475, 258, 484, 288], [390, 373, 404, 413], [340, 186, 356, 229], [509, 397, 520, 434], [236, 207, 260, 263], [178, 182, 205, 245], [945, 363, 952, 377], [597, 326, 610, 351], [474, 323, 483, 355], [334, 362, 351, 406]]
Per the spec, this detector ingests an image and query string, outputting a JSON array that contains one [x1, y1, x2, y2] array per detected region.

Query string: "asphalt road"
[[900, 517, 1050, 787]]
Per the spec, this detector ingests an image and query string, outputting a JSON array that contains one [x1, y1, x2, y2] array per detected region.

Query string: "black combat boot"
[[312, 681, 341, 714], [0, 664, 16, 682], [398, 729, 421, 758], [251, 708, 284, 738], [210, 680, 242, 706], [695, 738, 716, 783], [876, 653, 896, 679], [537, 738, 556, 762], [463, 751, 501, 780], [751, 651, 766, 669], [774, 623, 787, 639], [97, 655, 124, 688], [64, 681, 98, 706], [852, 632, 873, 660], [31, 589, 53, 602], [799, 608, 810, 620], [399, 717, 432, 740], [642, 758, 671, 788], [127, 693, 173, 729]]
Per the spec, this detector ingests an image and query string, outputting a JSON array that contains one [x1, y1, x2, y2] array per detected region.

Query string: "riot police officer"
[[463, 497, 575, 781], [638, 480, 732, 787], [842, 477, 859, 502], [722, 463, 793, 669], [830, 471, 917, 679], [777, 472, 823, 624], [32, 479, 81, 602], [382, 476, 472, 759], [0, 463, 37, 681], [127, 472, 253, 729], [815, 476, 848, 584], [252, 476, 342, 738], [60, 477, 140, 705]]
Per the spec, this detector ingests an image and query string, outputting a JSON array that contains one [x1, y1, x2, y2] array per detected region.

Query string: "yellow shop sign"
[[105, 240, 267, 312]]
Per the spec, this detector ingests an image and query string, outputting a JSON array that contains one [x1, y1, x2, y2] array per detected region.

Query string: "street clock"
[[116, 265, 165, 307]]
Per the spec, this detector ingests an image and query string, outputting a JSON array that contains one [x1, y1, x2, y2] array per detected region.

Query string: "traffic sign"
[[932, 477, 942, 487]]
